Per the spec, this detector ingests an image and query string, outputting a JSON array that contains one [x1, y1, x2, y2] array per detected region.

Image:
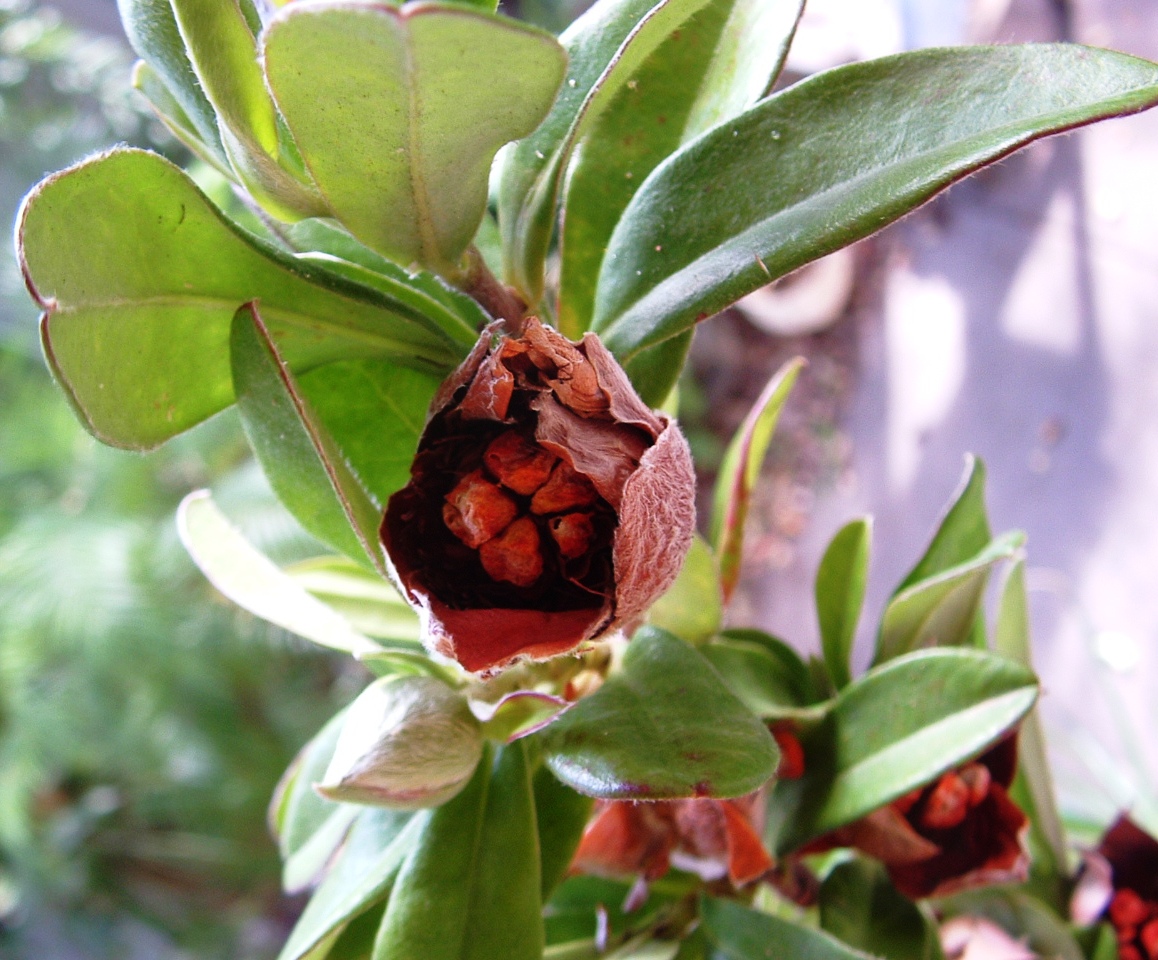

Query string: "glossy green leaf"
[[297, 358, 439, 511], [534, 765, 594, 899], [623, 330, 693, 408], [876, 530, 1024, 663], [646, 535, 722, 645], [538, 626, 778, 799], [273, 709, 361, 894], [898, 456, 991, 593], [700, 895, 877, 960], [557, 0, 804, 336], [701, 636, 825, 720], [995, 560, 1068, 878], [375, 743, 543, 960], [286, 556, 421, 646], [545, 874, 686, 948], [711, 358, 804, 601], [116, 0, 226, 162], [768, 648, 1037, 852], [177, 490, 381, 657], [279, 808, 424, 960], [231, 304, 387, 571], [816, 518, 872, 690], [497, 0, 719, 301], [820, 859, 944, 960], [264, 2, 566, 275], [593, 46, 1158, 360], [17, 149, 460, 450]]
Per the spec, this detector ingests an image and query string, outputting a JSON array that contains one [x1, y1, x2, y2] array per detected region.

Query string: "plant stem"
[[456, 245, 528, 335]]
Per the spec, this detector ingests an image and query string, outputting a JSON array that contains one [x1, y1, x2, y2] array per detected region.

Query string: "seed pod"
[[315, 675, 483, 809], [382, 319, 696, 674]]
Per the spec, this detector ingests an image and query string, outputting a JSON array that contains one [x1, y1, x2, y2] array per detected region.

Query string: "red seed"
[[892, 787, 924, 816], [957, 762, 991, 807], [1113, 890, 1152, 929], [443, 470, 518, 548], [920, 772, 970, 830], [1121, 945, 1144, 960], [549, 512, 596, 559], [531, 461, 599, 515], [484, 431, 557, 496], [1140, 918, 1158, 958], [479, 516, 543, 587]]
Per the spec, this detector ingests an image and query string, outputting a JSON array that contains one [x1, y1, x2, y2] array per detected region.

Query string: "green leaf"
[[819, 859, 945, 960], [116, 0, 227, 162], [375, 743, 543, 960], [176, 490, 381, 657], [17, 149, 461, 450], [815, 518, 872, 690], [557, 0, 804, 336], [624, 330, 693, 408], [264, 2, 566, 275], [876, 530, 1025, 663], [720, 628, 820, 706], [131, 60, 232, 173], [994, 560, 1069, 880], [273, 709, 361, 894], [297, 358, 439, 511], [169, 0, 326, 220], [534, 765, 594, 899], [646, 535, 722, 645], [768, 648, 1038, 852], [497, 0, 720, 301], [700, 895, 877, 960], [286, 556, 421, 646], [230, 304, 387, 571], [593, 46, 1158, 360], [700, 636, 825, 720], [898, 456, 991, 593], [279, 808, 424, 960], [538, 626, 778, 799], [710, 358, 804, 601]]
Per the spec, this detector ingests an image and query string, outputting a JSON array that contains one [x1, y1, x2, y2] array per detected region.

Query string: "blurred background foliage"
[[0, 2, 365, 956]]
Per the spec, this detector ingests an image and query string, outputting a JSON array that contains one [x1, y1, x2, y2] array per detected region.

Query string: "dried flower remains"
[[383, 319, 696, 674]]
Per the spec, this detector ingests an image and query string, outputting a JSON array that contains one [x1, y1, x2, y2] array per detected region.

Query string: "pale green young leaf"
[[264, 2, 566, 275], [815, 518, 872, 690], [17, 150, 461, 450], [286, 556, 421, 646], [177, 490, 381, 658], [876, 530, 1025, 663], [646, 535, 722, 645], [710, 358, 804, 601]]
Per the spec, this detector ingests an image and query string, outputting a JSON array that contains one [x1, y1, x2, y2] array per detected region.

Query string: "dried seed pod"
[[315, 675, 483, 809], [382, 319, 696, 674]]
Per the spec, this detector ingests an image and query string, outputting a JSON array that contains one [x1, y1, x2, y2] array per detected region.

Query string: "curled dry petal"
[[570, 793, 772, 888], [382, 319, 696, 674]]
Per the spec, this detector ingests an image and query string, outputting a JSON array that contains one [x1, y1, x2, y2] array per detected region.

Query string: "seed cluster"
[[442, 429, 601, 588], [894, 762, 993, 831], [1110, 888, 1158, 960]]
